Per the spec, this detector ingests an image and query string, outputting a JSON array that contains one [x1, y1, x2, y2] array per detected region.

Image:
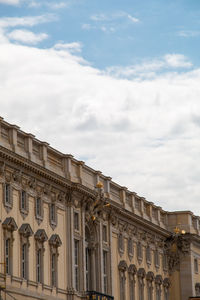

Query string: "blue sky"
[[1, 0, 200, 214], [1, 0, 200, 70]]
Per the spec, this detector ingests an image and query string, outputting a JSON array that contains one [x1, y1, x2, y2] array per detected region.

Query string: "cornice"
[[109, 199, 170, 238], [0, 145, 96, 199]]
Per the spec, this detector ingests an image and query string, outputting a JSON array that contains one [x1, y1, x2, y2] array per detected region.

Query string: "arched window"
[[146, 271, 154, 300], [128, 264, 137, 300], [49, 234, 62, 287], [2, 217, 18, 275], [155, 275, 163, 300], [34, 229, 48, 284], [137, 268, 146, 300], [19, 223, 33, 280], [118, 260, 128, 300], [163, 278, 170, 300]]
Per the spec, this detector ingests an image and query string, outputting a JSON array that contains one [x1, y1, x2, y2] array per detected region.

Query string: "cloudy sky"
[[1, 0, 200, 214]]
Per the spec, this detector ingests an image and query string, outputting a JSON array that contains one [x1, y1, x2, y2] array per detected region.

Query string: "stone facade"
[[0, 116, 200, 300]]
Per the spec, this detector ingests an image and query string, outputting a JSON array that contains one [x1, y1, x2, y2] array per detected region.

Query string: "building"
[[0, 116, 200, 300]]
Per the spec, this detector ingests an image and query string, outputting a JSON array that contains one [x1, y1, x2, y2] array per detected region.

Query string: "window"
[[155, 275, 163, 300], [103, 251, 108, 293], [22, 244, 27, 279], [34, 229, 48, 284], [128, 238, 134, 258], [128, 265, 137, 300], [118, 261, 128, 300], [137, 242, 143, 263], [74, 212, 79, 231], [154, 249, 160, 268], [85, 247, 90, 291], [118, 233, 124, 255], [50, 203, 56, 222], [36, 198, 42, 217], [137, 268, 145, 300], [5, 238, 11, 274], [36, 249, 42, 283], [2, 217, 18, 276], [146, 246, 151, 265], [21, 190, 26, 210], [163, 253, 168, 271], [146, 272, 154, 300], [102, 225, 107, 242], [195, 258, 198, 273], [49, 234, 62, 288], [5, 184, 11, 204], [51, 253, 56, 286], [74, 240, 79, 291]]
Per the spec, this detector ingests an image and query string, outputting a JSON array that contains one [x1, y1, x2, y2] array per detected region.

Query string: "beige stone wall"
[[0, 182, 66, 299]]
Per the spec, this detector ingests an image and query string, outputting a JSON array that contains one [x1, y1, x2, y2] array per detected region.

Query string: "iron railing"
[[86, 291, 114, 300]]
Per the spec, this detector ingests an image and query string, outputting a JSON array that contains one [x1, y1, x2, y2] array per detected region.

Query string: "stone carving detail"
[[34, 229, 48, 249], [163, 278, 170, 291], [27, 177, 37, 189], [12, 170, 22, 183], [128, 264, 137, 275], [19, 223, 33, 246], [84, 187, 110, 223], [19, 223, 33, 238], [137, 268, 146, 279], [164, 233, 191, 273], [146, 271, 154, 282], [2, 217, 18, 232], [118, 260, 128, 272]]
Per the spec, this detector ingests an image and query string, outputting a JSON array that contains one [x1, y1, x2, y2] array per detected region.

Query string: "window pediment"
[[34, 229, 48, 243], [2, 217, 18, 231], [19, 223, 33, 237], [49, 234, 62, 248]]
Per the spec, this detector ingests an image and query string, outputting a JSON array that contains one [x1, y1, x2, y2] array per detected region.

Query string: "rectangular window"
[[22, 243, 27, 279], [50, 203, 56, 222], [194, 258, 198, 273], [85, 247, 89, 291], [74, 240, 79, 291], [103, 251, 108, 294], [21, 190, 26, 210], [51, 253, 56, 286], [5, 239, 10, 274], [36, 249, 42, 283], [102, 225, 107, 242], [36, 198, 41, 217], [74, 212, 79, 231], [5, 184, 10, 204]]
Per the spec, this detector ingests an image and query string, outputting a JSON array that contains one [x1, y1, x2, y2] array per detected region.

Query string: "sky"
[[0, 0, 200, 214]]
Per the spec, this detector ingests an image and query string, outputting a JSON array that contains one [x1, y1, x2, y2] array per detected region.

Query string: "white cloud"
[[127, 14, 139, 23], [164, 54, 192, 68], [90, 11, 140, 24], [54, 42, 82, 53], [177, 30, 200, 38], [0, 14, 56, 29], [0, 0, 20, 5], [28, 1, 68, 9], [106, 54, 193, 79], [7, 29, 48, 44], [0, 35, 200, 215]]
